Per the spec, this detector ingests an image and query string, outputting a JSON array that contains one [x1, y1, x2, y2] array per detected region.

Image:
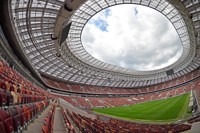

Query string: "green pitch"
[[93, 93, 190, 122]]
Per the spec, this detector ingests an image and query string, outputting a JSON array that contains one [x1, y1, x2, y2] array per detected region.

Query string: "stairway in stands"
[[0, 58, 67, 133], [24, 100, 68, 133]]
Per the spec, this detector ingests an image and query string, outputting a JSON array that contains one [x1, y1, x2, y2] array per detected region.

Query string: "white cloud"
[[82, 4, 182, 71]]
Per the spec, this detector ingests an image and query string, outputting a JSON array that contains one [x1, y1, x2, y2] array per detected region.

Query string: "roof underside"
[[9, 0, 200, 88]]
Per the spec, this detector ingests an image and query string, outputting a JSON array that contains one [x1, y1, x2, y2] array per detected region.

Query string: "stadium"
[[0, 0, 200, 133]]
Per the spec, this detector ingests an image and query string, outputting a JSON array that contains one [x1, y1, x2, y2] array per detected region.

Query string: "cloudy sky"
[[81, 4, 182, 71]]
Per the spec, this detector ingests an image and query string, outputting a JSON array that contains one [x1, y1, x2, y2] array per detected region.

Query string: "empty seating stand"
[[0, 100, 50, 133], [66, 110, 191, 133], [0, 54, 54, 133], [60, 106, 75, 132]]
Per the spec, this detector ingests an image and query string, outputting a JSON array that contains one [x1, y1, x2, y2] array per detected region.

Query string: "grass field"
[[93, 93, 190, 122]]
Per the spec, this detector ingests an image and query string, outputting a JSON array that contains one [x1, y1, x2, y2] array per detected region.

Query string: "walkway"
[[24, 105, 51, 133], [53, 107, 67, 133]]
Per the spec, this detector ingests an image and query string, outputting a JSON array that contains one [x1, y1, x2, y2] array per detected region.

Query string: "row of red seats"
[[42, 68, 200, 95], [0, 74, 45, 97], [0, 59, 53, 108], [0, 58, 53, 97], [60, 106, 75, 132], [52, 77, 199, 109], [56, 87, 192, 109], [0, 88, 47, 108], [67, 110, 191, 133], [0, 100, 49, 133], [42, 103, 56, 133], [0, 59, 36, 93], [0, 78, 44, 96], [0, 56, 56, 132]]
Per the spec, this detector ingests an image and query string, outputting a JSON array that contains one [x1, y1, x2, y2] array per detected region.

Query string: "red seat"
[[15, 106, 26, 127], [21, 94, 26, 104], [6, 90, 13, 106], [27, 95, 31, 103], [31, 103, 38, 117], [0, 121, 6, 133], [20, 89, 26, 94], [26, 104, 34, 119], [32, 96, 36, 102], [44, 117, 51, 128], [0, 79, 6, 90], [7, 107, 21, 132], [42, 125, 49, 133], [4, 117, 14, 133], [0, 109, 14, 133], [0, 88, 5, 93], [25, 94, 31, 104], [22, 94, 27, 104], [17, 93, 23, 104], [22, 105, 30, 122], [0, 91, 7, 107], [36, 102, 43, 112]]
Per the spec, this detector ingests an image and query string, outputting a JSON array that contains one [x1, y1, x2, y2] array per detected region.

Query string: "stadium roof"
[[8, 0, 200, 87]]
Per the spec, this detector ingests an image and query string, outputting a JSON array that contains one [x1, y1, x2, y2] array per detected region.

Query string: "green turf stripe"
[[93, 93, 190, 122]]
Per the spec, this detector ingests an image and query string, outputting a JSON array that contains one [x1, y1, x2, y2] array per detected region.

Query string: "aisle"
[[23, 105, 51, 133], [53, 107, 67, 133]]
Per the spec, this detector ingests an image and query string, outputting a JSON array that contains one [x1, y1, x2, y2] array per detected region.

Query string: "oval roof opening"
[[82, 4, 182, 71]]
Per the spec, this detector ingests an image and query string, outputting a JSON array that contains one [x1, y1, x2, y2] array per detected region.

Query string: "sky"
[[81, 4, 182, 71]]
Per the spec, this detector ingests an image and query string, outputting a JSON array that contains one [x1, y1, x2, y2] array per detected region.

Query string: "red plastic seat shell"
[[0, 121, 6, 133]]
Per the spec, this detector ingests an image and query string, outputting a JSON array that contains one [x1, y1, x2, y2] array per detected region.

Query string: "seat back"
[[4, 117, 14, 133], [0, 121, 6, 133], [22, 105, 30, 122], [0, 80, 6, 90], [0, 88, 5, 93], [22, 94, 28, 104], [36, 102, 42, 111], [0, 108, 9, 121], [32, 103, 37, 117], [17, 93, 22, 104], [42, 125, 49, 133], [6, 90, 13, 106], [7, 107, 21, 132], [16, 105, 27, 127], [0, 92, 7, 107], [28, 104, 35, 119], [0, 109, 14, 133]]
